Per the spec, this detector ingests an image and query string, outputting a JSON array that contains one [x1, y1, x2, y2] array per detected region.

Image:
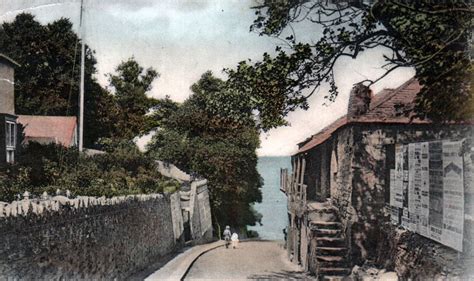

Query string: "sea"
[[247, 156, 291, 240]]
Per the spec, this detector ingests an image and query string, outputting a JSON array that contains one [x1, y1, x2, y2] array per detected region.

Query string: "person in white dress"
[[231, 232, 239, 249]]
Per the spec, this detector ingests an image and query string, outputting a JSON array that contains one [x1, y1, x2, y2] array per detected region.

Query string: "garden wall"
[[0, 193, 180, 279]]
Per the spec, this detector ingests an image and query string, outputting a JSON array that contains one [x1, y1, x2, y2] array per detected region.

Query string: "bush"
[[0, 142, 180, 202]]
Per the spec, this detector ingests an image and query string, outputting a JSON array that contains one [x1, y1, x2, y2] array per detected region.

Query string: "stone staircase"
[[307, 203, 351, 280]]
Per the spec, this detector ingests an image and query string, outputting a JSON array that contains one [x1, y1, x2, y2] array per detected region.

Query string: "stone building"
[[0, 54, 19, 165], [281, 78, 474, 279]]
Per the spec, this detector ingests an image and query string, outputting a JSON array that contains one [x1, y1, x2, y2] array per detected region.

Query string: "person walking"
[[231, 232, 239, 249], [223, 226, 231, 249]]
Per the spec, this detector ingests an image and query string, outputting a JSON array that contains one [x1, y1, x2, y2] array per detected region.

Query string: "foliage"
[[108, 58, 161, 139], [0, 13, 117, 146], [0, 142, 179, 202], [147, 72, 263, 229], [225, 48, 312, 131], [0, 14, 161, 147], [228, 0, 473, 124], [144, 96, 180, 132]]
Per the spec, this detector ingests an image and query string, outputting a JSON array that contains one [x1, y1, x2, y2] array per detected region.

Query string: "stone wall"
[[0, 194, 179, 279], [170, 192, 184, 242], [196, 184, 213, 241], [188, 180, 213, 244], [327, 127, 355, 226], [345, 124, 473, 265], [155, 161, 213, 245], [375, 223, 470, 279], [327, 123, 474, 278]]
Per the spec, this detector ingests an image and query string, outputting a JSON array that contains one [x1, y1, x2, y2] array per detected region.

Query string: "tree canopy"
[[107, 58, 161, 140], [0, 13, 161, 146], [227, 0, 473, 125], [147, 71, 263, 230]]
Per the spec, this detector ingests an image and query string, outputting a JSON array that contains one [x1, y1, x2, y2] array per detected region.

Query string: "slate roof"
[[297, 116, 348, 153], [17, 115, 77, 147], [296, 78, 428, 154], [355, 78, 426, 124]]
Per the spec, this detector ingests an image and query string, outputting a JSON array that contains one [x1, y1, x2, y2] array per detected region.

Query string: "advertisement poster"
[[401, 145, 411, 230], [419, 142, 430, 236], [441, 141, 464, 252], [428, 141, 443, 243], [391, 140, 464, 252], [389, 169, 400, 224], [393, 145, 404, 208]]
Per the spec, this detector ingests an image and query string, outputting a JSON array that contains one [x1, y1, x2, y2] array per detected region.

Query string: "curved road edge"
[[145, 240, 225, 281], [145, 239, 273, 281]]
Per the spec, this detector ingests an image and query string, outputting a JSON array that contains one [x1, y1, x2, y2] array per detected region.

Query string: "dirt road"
[[184, 240, 314, 280]]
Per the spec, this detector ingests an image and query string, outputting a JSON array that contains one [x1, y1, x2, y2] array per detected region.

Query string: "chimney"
[[347, 83, 372, 120]]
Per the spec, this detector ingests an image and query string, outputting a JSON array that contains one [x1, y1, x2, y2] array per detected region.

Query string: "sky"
[[0, 0, 414, 156]]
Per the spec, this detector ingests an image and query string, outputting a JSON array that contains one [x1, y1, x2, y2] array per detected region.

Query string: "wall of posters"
[[394, 145, 404, 208], [428, 141, 443, 243], [389, 169, 400, 224], [419, 142, 430, 237], [389, 139, 464, 252], [441, 141, 464, 251]]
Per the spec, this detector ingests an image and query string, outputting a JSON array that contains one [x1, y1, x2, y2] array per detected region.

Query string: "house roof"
[[297, 116, 348, 153], [296, 78, 429, 154], [17, 115, 77, 147], [0, 53, 20, 67], [355, 78, 427, 124]]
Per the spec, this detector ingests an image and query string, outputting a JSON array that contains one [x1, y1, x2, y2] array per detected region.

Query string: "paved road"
[[184, 241, 313, 280], [145, 241, 223, 281]]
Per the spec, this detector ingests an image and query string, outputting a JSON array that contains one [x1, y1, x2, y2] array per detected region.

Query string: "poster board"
[[441, 141, 464, 251], [389, 139, 464, 252], [419, 142, 430, 236]]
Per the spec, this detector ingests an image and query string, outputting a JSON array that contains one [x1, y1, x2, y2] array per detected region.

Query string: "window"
[[5, 120, 15, 163]]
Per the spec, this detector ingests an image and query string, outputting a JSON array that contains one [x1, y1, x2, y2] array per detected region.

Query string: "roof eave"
[[0, 54, 20, 67]]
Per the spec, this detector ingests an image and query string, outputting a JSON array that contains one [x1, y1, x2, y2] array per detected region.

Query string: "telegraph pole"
[[79, 0, 85, 151]]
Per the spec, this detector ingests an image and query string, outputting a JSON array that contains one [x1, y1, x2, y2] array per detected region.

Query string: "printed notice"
[[441, 141, 464, 252], [391, 140, 465, 252], [401, 145, 410, 230], [390, 169, 396, 207], [428, 141, 443, 243], [393, 145, 404, 208], [419, 142, 430, 236], [389, 169, 400, 224]]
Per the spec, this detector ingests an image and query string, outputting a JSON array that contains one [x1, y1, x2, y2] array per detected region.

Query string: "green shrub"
[[0, 142, 180, 202]]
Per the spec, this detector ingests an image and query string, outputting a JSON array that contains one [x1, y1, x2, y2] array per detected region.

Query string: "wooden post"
[[294, 157, 301, 200], [299, 157, 306, 202]]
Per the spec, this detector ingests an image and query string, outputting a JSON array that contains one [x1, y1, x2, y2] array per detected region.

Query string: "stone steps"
[[317, 255, 344, 262], [316, 237, 346, 247], [310, 221, 342, 230], [317, 256, 347, 268], [315, 228, 342, 237], [316, 247, 347, 256], [321, 275, 346, 281], [309, 202, 351, 280], [309, 212, 338, 222], [319, 267, 351, 276]]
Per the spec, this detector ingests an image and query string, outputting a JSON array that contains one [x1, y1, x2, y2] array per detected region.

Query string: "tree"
[[147, 71, 263, 230], [108, 58, 160, 140], [0, 13, 118, 146], [144, 96, 180, 132], [227, 0, 473, 125]]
